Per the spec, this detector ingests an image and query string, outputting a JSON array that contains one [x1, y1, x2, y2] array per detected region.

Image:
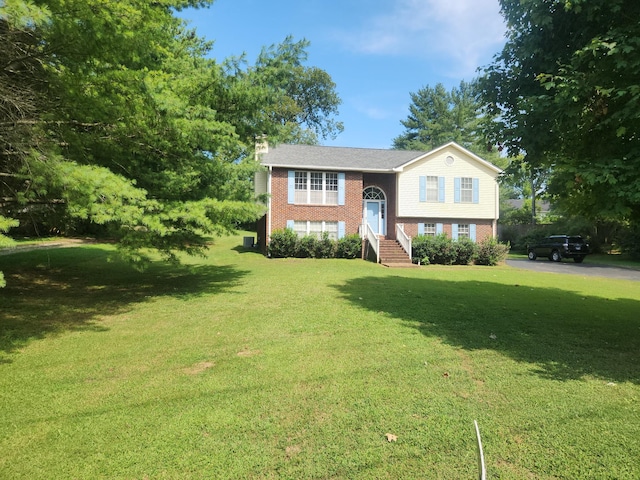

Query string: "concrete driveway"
[[506, 258, 640, 282]]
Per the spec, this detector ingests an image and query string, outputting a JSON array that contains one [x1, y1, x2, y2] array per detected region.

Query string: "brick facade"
[[269, 168, 363, 236], [397, 218, 495, 242]]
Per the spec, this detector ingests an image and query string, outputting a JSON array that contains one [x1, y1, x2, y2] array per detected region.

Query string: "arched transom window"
[[363, 186, 385, 200]]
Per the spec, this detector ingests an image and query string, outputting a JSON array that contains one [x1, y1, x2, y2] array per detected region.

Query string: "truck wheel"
[[574, 256, 585, 263], [527, 250, 537, 261], [551, 250, 561, 262]]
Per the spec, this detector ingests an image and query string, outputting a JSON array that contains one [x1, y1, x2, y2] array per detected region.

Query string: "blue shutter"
[[286, 220, 294, 230], [472, 178, 480, 204], [454, 177, 461, 203], [338, 221, 346, 239], [287, 171, 295, 204], [419, 176, 426, 202], [418, 223, 425, 235], [436, 223, 444, 234], [470, 224, 477, 242], [338, 173, 345, 205], [452, 223, 459, 240], [438, 176, 445, 203]]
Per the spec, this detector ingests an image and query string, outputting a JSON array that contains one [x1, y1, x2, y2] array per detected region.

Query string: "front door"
[[366, 201, 379, 234], [366, 200, 385, 235], [363, 186, 387, 236]]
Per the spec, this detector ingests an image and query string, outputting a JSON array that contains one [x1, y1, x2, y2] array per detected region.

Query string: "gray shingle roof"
[[259, 144, 427, 172]]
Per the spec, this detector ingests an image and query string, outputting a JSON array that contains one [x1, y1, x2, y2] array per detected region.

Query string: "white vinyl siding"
[[397, 146, 498, 219]]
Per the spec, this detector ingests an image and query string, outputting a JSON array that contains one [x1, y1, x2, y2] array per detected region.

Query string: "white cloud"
[[336, 0, 506, 78]]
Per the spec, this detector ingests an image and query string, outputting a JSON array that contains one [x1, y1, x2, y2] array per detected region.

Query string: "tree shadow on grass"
[[0, 246, 249, 362], [332, 275, 640, 384], [231, 245, 263, 255]]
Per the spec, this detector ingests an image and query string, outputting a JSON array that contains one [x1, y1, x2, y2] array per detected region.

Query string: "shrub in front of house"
[[268, 228, 299, 258], [475, 237, 510, 266], [431, 233, 457, 265], [412, 234, 509, 266], [412, 234, 460, 265], [269, 229, 360, 259], [453, 237, 476, 265], [296, 235, 318, 258], [411, 235, 429, 264], [336, 234, 362, 259], [314, 232, 336, 259]]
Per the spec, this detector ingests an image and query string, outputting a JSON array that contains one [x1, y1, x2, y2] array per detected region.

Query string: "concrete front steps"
[[378, 238, 415, 267]]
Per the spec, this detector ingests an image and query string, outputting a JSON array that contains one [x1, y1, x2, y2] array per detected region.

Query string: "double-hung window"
[[457, 224, 470, 239], [419, 175, 445, 202], [460, 178, 473, 203], [426, 176, 439, 202], [454, 177, 479, 204], [294, 171, 339, 205], [292, 220, 339, 240], [424, 223, 437, 236]]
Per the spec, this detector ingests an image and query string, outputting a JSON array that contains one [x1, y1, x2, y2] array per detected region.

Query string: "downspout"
[[267, 165, 272, 243], [494, 180, 500, 238]]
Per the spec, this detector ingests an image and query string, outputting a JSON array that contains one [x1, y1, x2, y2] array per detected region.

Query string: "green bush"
[[430, 233, 457, 265], [411, 234, 430, 264], [268, 228, 298, 258], [269, 230, 360, 259], [412, 234, 453, 264], [618, 222, 640, 260], [296, 235, 317, 258], [336, 234, 362, 259], [453, 237, 476, 265], [475, 237, 510, 266], [314, 232, 336, 259]]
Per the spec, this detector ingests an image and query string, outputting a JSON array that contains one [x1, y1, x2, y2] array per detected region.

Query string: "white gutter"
[[261, 163, 396, 173]]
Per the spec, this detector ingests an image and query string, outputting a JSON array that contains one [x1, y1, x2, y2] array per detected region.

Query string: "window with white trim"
[[458, 224, 470, 238], [460, 177, 473, 203], [426, 176, 439, 202], [293, 221, 339, 240], [294, 171, 338, 205], [363, 186, 385, 200], [424, 223, 436, 236]]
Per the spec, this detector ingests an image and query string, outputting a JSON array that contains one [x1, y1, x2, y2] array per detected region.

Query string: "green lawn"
[[1, 234, 639, 479]]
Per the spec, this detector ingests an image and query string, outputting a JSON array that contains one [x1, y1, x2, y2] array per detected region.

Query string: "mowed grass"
[[1, 234, 639, 479]]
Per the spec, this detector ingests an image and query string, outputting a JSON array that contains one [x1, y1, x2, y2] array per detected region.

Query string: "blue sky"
[[179, 0, 506, 149]]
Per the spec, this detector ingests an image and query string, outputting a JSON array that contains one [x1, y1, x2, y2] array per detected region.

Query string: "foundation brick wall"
[[397, 218, 495, 241], [269, 168, 363, 237]]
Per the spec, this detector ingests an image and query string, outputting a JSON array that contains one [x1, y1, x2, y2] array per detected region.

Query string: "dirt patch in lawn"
[[184, 361, 215, 375]]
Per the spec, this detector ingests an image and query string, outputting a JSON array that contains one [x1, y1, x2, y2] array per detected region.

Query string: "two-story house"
[[254, 141, 501, 262]]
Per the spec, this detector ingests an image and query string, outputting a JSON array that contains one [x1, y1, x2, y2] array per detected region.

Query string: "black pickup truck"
[[527, 235, 589, 263]]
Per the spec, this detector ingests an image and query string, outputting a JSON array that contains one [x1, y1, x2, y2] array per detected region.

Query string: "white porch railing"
[[361, 222, 380, 263], [395, 223, 412, 261]]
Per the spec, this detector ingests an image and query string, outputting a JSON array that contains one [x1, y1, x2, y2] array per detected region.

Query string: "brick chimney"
[[255, 135, 268, 159]]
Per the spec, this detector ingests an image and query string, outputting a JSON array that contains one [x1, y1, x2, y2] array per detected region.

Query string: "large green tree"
[[393, 81, 486, 153], [0, 0, 342, 276], [478, 0, 640, 222]]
